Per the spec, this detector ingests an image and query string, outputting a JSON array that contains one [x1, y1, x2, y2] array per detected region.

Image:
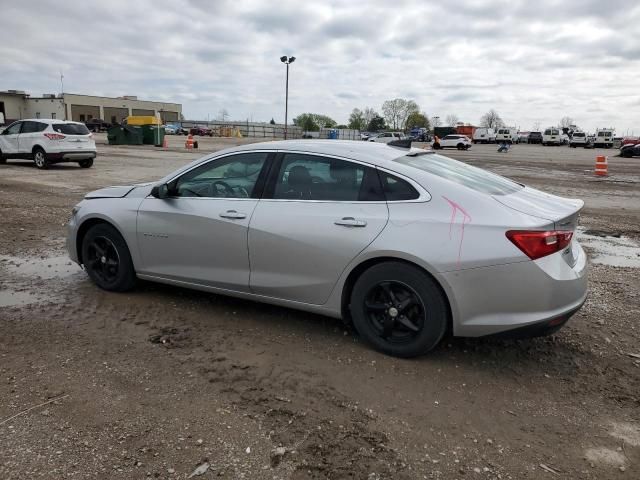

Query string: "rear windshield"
[[395, 153, 522, 196], [52, 123, 90, 135], [573, 132, 585, 137]]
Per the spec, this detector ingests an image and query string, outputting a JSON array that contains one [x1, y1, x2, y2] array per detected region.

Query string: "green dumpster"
[[107, 125, 143, 145], [141, 124, 165, 146]]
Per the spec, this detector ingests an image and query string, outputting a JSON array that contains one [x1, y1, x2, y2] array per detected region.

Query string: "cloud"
[[1, 0, 639, 133]]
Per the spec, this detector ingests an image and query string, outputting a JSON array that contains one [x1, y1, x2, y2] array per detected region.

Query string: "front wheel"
[[79, 158, 94, 168], [33, 148, 49, 169], [350, 262, 448, 357], [0, 148, 5, 164], [81, 223, 136, 292]]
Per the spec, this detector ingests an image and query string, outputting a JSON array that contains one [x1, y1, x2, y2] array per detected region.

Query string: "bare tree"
[[363, 107, 377, 128], [218, 108, 229, 123], [532, 121, 541, 131], [559, 116, 574, 129], [479, 109, 504, 129], [445, 114, 460, 127]]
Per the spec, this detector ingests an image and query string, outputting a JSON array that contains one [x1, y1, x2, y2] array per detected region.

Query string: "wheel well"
[[32, 145, 45, 154], [76, 218, 113, 264], [340, 257, 453, 333]]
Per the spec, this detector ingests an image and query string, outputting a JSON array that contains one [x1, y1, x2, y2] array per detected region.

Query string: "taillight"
[[44, 133, 66, 140], [506, 230, 573, 260]]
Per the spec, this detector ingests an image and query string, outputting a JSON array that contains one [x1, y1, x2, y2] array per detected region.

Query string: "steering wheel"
[[210, 180, 235, 197]]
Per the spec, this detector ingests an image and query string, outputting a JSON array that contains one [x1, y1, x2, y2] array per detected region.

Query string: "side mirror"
[[151, 183, 170, 199]]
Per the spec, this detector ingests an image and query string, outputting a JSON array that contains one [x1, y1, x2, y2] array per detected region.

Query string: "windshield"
[[573, 132, 585, 137], [395, 153, 523, 196]]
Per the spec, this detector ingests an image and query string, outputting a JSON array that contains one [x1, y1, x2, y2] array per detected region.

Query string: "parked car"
[[0, 119, 96, 169], [542, 128, 562, 146], [620, 143, 640, 158], [67, 140, 587, 357], [472, 127, 496, 144], [164, 124, 180, 135], [435, 134, 471, 150], [528, 132, 543, 144], [516, 132, 530, 143], [360, 132, 372, 141], [84, 118, 111, 133], [621, 136, 640, 147], [569, 131, 587, 148], [369, 132, 404, 143], [496, 127, 518, 144], [190, 125, 213, 136]]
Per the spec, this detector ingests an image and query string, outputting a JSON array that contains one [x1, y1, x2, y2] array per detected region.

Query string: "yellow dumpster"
[[125, 116, 161, 126]]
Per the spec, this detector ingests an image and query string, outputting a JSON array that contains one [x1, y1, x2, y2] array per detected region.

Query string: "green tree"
[[348, 108, 366, 130], [367, 115, 386, 132], [292, 113, 337, 132], [406, 112, 430, 129], [269, 118, 276, 125]]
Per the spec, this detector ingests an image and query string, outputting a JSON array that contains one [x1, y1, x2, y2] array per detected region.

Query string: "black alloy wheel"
[[363, 281, 424, 344], [81, 223, 136, 291]]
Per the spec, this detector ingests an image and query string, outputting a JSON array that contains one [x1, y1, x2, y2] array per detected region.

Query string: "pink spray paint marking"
[[442, 196, 472, 267]]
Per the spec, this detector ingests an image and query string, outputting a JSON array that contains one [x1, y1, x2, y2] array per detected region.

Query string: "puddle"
[[0, 254, 82, 279], [584, 447, 626, 467], [0, 289, 46, 307], [576, 228, 640, 268]]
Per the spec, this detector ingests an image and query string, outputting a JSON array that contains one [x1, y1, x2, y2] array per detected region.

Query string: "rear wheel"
[[0, 148, 5, 164], [456, 143, 464, 150], [81, 223, 136, 292], [79, 158, 94, 168], [350, 262, 448, 357], [33, 148, 49, 169]]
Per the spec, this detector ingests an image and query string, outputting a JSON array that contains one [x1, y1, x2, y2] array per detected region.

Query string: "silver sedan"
[[67, 140, 587, 357]]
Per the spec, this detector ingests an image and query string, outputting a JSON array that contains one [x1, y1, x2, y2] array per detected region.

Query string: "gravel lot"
[[1, 137, 639, 479]]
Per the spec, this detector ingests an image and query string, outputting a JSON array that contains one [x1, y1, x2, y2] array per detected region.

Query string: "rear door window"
[[21, 121, 48, 133], [52, 123, 90, 135], [271, 154, 381, 202]]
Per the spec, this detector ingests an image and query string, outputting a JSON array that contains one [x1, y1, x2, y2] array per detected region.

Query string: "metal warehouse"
[[0, 90, 182, 124]]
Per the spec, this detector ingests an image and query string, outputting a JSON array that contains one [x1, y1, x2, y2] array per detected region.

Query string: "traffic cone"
[[594, 155, 608, 177], [185, 134, 194, 150]]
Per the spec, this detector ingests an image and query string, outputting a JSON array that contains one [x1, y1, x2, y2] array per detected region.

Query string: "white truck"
[[496, 127, 518, 144], [594, 128, 614, 148], [472, 127, 496, 144]]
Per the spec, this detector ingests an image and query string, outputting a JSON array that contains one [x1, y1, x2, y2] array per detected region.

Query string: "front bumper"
[[442, 241, 588, 337]]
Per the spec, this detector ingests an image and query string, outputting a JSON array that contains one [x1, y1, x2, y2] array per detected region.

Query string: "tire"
[[350, 262, 448, 357], [79, 158, 94, 168], [81, 223, 136, 292], [0, 148, 5, 164], [456, 143, 464, 150], [33, 147, 49, 169]]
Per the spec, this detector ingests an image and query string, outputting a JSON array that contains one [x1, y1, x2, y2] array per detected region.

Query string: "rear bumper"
[[49, 151, 97, 162], [442, 242, 588, 337]]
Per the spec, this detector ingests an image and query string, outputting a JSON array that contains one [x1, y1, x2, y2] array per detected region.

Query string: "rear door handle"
[[219, 210, 247, 219], [334, 217, 367, 227]]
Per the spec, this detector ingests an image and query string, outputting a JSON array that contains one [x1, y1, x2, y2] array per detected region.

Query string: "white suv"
[[0, 119, 96, 169], [436, 134, 472, 150], [369, 132, 404, 143]]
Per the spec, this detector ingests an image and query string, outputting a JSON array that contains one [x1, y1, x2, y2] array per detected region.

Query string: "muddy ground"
[[1, 138, 639, 479]]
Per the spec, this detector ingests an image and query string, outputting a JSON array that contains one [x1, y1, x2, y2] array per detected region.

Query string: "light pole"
[[280, 55, 295, 139]]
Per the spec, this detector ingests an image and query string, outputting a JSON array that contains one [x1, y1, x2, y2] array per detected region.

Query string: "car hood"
[[493, 186, 584, 229], [84, 182, 153, 199]]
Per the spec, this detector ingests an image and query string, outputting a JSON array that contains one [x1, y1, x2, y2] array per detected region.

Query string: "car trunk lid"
[[494, 186, 583, 229]]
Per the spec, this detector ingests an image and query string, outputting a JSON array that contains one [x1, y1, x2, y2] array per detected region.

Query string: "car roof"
[[18, 118, 81, 125], [216, 140, 419, 168]]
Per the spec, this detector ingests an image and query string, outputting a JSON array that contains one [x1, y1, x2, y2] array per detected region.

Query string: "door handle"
[[219, 210, 247, 219], [334, 217, 367, 227]]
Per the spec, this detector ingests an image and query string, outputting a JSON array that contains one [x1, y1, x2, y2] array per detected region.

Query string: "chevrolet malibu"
[[67, 140, 587, 357]]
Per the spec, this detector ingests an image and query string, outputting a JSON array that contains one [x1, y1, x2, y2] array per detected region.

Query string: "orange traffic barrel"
[[185, 134, 194, 150], [594, 155, 608, 176]]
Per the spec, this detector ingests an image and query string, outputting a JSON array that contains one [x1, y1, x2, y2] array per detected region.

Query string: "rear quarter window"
[[395, 153, 522, 196], [52, 123, 90, 135]]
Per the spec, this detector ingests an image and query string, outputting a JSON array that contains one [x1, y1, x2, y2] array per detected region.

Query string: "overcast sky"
[[2, 0, 639, 133]]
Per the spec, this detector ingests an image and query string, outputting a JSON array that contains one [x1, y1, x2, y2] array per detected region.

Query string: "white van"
[[542, 127, 562, 146], [594, 128, 614, 148], [496, 127, 518, 144], [472, 127, 496, 144]]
